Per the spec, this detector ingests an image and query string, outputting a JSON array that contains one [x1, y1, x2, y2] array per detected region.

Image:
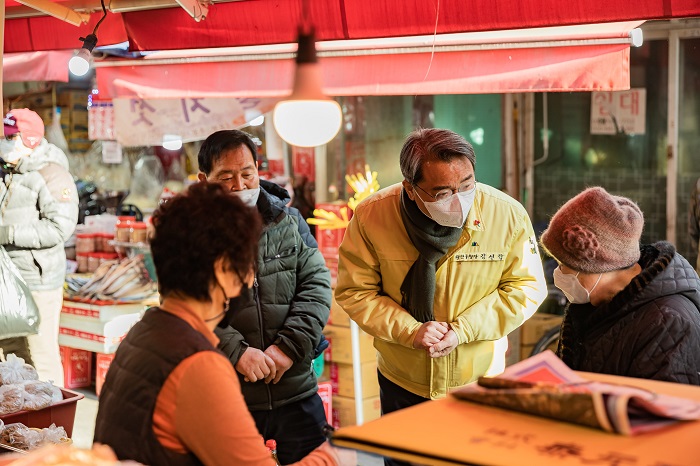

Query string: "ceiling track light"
[[68, 0, 108, 77], [273, 2, 342, 148]]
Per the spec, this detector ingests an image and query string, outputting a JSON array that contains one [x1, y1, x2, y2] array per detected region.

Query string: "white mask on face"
[[0, 137, 33, 164], [420, 187, 476, 228], [553, 267, 602, 304], [231, 187, 260, 207]]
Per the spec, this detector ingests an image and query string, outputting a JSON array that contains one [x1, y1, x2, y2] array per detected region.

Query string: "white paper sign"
[[112, 97, 278, 147], [101, 140, 123, 164], [590, 89, 646, 135]]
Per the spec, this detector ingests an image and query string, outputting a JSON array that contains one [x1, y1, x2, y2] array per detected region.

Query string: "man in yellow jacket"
[[336, 128, 546, 464]]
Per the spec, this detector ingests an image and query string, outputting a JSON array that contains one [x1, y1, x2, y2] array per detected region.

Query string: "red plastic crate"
[[0, 388, 84, 438], [95, 353, 116, 397], [59, 346, 92, 389]]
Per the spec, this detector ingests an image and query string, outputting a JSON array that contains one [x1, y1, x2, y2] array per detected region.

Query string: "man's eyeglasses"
[[412, 181, 475, 203]]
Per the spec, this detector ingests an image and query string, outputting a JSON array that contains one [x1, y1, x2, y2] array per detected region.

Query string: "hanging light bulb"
[[273, 26, 342, 147], [68, 0, 107, 77], [69, 34, 97, 77]]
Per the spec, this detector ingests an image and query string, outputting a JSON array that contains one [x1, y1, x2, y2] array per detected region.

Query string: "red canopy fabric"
[[95, 21, 641, 99], [4, 14, 127, 53], [119, 0, 700, 52], [3, 50, 73, 82], [3, 0, 700, 53]]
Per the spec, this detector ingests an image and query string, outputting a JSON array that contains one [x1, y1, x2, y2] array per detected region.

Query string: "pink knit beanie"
[[540, 187, 644, 273]]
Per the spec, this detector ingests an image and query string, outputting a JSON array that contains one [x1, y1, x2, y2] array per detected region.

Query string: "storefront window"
[[326, 94, 502, 200], [676, 37, 700, 260], [533, 40, 669, 247]]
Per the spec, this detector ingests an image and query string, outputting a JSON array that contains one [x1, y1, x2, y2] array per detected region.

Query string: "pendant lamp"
[[273, 23, 342, 148]]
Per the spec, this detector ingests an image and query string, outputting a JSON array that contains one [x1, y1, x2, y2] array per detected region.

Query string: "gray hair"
[[399, 128, 476, 184]]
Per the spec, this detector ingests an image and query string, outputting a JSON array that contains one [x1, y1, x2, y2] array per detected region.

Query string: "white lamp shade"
[[68, 49, 91, 76], [273, 99, 342, 147]]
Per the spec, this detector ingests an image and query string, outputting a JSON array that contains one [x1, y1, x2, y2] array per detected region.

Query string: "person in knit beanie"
[[540, 187, 700, 385]]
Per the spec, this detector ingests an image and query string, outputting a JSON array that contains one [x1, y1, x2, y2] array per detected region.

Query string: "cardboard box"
[[332, 395, 381, 428], [520, 313, 564, 345], [318, 381, 333, 425], [328, 295, 350, 327], [59, 346, 92, 389], [58, 312, 141, 354], [61, 300, 145, 322], [324, 324, 376, 364], [96, 352, 116, 396], [329, 361, 379, 398]]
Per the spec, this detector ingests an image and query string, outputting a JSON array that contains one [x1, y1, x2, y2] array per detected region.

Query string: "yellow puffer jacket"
[[335, 183, 547, 399]]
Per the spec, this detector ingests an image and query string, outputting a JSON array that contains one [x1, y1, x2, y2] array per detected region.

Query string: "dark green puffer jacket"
[[216, 180, 331, 410]]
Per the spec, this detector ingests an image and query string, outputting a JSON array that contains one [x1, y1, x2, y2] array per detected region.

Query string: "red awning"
[[3, 50, 73, 82], [3, 0, 700, 53], [95, 21, 642, 99]]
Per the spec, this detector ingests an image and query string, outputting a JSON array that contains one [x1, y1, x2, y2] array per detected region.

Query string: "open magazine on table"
[[451, 351, 700, 435]]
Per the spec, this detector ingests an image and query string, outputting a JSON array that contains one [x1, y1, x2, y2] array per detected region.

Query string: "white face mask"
[[553, 267, 602, 304], [231, 187, 260, 207], [0, 137, 33, 164], [419, 187, 476, 228]]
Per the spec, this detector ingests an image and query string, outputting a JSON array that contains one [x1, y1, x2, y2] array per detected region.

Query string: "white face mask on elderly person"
[[231, 187, 260, 207], [553, 266, 602, 304], [0, 136, 33, 164], [418, 187, 476, 228]]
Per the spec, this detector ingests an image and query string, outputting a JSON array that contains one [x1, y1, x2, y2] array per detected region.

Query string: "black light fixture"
[[68, 0, 107, 77]]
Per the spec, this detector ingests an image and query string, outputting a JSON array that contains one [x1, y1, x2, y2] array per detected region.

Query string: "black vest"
[[94, 308, 218, 466]]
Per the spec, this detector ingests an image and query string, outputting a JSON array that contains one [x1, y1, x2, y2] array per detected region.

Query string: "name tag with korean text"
[[454, 252, 505, 262]]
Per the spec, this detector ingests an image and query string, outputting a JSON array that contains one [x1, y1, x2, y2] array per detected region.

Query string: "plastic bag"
[[0, 245, 40, 339], [0, 354, 39, 385], [21, 380, 54, 411], [0, 385, 24, 415], [0, 422, 43, 450], [37, 424, 69, 447]]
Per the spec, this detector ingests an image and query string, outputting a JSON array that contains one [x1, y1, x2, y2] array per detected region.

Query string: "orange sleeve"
[[155, 351, 336, 466]]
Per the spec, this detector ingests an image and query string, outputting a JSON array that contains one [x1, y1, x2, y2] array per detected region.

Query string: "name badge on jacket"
[[455, 252, 505, 262]]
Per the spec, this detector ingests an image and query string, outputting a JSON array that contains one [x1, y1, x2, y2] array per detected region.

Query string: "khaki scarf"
[[399, 188, 462, 322]]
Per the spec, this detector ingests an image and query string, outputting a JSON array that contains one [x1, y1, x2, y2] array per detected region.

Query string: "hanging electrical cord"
[[68, 0, 108, 76]]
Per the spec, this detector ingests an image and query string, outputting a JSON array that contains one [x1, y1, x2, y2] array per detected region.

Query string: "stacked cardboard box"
[[58, 299, 145, 396], [324, 322, 380, 428], [57, 90, 91, 154]]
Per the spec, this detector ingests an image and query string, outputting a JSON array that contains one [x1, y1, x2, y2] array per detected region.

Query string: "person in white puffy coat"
[[0, 108, 78, 385]]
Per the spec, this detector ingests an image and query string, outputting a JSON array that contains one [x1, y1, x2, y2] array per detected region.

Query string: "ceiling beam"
[[5, 0, 242, 19], [13, 0, 91, 26]]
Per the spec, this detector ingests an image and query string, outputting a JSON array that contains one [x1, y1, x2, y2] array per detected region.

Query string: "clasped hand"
[[412, 321, 458, 358], [235, 344, 293, 384]]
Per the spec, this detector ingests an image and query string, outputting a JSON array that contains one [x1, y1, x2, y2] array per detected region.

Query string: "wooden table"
[[332, 373, 700, 466]]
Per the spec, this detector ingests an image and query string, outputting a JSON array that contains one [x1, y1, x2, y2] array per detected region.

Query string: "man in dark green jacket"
[[198, 130, 331, 465]]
